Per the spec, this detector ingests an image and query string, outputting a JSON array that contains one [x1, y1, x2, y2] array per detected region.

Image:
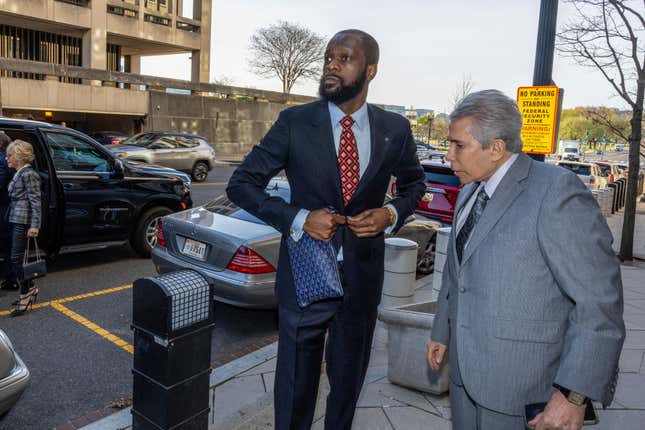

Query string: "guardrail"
[[0, 58, 316, 105]]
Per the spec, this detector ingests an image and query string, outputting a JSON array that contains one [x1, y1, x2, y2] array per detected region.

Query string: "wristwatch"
[[553, 383, 587, 406], [384, 206, 396, 226]]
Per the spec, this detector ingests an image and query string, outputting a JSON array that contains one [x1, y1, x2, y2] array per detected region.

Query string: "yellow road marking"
[[50, 301, 134, 354], [0, 284, 132, 316]]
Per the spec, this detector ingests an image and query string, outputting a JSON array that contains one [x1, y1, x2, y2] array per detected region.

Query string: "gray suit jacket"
[[431, 153, 625, 415], [7, 165, 41, 229]]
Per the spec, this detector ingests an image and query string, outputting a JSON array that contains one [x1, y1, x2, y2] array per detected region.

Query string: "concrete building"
[[0, 0, 211, 133]]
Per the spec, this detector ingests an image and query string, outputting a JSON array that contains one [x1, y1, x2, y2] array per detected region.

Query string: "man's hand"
[[528, 391, 585, 430], [346, 208, 392, 238], [27, 228, 39, 238], [303, 208, 346, 240], [427, 340, 447, 371]]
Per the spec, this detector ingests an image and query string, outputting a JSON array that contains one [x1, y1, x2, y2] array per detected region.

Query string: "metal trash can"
[[131, 270, 214, 430], [381, 237, 418, 308]]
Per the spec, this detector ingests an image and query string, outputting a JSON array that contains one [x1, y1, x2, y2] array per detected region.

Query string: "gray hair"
[[450, 89, 523, 153], [7, 139, 35, 164]]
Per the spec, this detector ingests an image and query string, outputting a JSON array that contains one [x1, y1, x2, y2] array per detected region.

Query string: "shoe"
[[10, 287, 38, 306], [10, 294, 34, 317]]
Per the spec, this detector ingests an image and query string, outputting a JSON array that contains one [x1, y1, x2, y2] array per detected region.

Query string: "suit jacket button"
[[459, 287, 466, 293]]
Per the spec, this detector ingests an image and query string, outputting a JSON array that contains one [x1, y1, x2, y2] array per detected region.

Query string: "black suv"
[[0, 118, 192, 258]]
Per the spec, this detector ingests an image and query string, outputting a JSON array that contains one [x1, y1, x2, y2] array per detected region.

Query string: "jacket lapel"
[[348, 104, 388, 206], [451, 182, 478, 266], [311, 101, 344, 209], [460, 153, 532, 267]]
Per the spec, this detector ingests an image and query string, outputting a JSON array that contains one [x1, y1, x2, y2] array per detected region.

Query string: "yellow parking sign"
[[517, 86, 559, 154]]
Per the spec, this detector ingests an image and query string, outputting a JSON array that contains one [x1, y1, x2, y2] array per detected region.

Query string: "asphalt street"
[[0, 151, 631, 429], [0, 165, 279, 430]]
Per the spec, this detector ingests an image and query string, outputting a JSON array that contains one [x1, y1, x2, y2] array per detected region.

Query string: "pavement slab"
[[384, 406, 451, 430], [618, 349, 645, 373], [613, 372, 645, 409]]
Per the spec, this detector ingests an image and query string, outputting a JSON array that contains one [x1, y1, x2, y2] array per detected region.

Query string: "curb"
[[78, 342, 279, 430]]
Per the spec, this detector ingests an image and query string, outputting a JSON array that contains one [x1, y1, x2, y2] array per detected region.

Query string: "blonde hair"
[[7, 139, 35, 164]]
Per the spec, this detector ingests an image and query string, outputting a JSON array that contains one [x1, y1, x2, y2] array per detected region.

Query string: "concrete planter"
[[377, 301, 449, 395]]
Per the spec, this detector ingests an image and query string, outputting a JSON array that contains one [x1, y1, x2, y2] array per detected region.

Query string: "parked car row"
[[555, 160, 627, 191], [151, 178, 442, 309], [0, 117, 193, 259], [107, 132, 217, 182]]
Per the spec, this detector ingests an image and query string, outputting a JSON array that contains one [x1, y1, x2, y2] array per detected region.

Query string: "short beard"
[[319, 69, 367, 105]]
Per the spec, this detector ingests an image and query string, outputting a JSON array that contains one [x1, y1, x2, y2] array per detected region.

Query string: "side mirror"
[[114, 158, 125, 178]]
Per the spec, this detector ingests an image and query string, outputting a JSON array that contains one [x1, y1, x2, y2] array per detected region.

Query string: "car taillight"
[[445, 188, 460, 206], [111, 138, 120, 145], [226, 246, 276, 274], [156, 219, 166, 247]]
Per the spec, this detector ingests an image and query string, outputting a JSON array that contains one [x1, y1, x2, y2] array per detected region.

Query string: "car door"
[[148, 136, 182, 170], [42, 130, 133, 246], [0, 126, 65, 258], [173, 136, 201, 170]]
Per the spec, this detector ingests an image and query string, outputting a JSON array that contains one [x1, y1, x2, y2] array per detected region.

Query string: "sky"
[[141, 0, 633, 114]]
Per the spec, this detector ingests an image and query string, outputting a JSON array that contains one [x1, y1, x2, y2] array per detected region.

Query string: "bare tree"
[[248, 21, 325, 94], [451, 74, 475, 110], [558, 0, 644, 260]]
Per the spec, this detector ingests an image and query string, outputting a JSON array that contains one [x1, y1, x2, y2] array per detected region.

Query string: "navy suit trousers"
[[274, 271, 378, 430]]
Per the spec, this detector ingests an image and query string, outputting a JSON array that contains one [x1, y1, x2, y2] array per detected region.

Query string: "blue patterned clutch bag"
[[286, 232, 343, 308]]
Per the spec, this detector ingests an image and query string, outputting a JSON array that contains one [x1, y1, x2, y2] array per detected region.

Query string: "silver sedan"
[[107, 133, 217, 182], [0, 329, 30, 416], [151, 179, 440, 309]]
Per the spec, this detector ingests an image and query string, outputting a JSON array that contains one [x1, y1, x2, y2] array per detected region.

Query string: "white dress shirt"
[[456, 153, 519, 238], [289, 102, 398, 254]]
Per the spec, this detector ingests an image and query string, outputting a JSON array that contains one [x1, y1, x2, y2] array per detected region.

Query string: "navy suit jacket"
[[227, 100, 425, 311]]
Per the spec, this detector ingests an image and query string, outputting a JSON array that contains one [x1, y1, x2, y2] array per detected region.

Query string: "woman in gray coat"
[[5, 139, 41, 317]]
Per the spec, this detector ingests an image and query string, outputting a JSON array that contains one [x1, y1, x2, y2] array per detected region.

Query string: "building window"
[[145, 0, 172, 14], [55, 0, 91, 7], [144, 14, 171, 26], [107, 44, 122, 72], [0, 25, 82, 83], [176, 21, 200, 33], [107, 5, 138, 18]]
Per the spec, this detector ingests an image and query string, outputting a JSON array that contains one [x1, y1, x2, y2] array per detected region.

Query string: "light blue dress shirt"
[[456, 153, 519, 241], [289, 102, 398, 251]]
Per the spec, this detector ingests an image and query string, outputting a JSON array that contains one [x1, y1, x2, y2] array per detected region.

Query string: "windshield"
[[205, 183, 291, 225], [424, 169, 460, 187], [596, 164, 611, 176], [559, 164, 591, 176], [121, 133, 157, 147], [564, 147, 578, 153]]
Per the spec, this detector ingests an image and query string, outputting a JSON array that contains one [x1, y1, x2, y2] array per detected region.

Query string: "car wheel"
[[132, 207, 172, 257], [416, 233, 437, 274], [191, 161, 209, 182]]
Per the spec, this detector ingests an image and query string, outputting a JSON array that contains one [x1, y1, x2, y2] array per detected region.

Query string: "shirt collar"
[[481, 153, 518, 198], [328, 101, 369, 131]]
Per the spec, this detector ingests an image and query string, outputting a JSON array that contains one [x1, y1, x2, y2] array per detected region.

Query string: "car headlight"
[[117, 153, 127, 158], [174, 181, 191, 196]]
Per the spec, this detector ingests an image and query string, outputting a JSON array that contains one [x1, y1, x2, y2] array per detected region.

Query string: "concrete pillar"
[[191, 0, 211, 83], [433, 227, 451, 293], [381, 238, 418, 308], [83, 0, 107, 86]]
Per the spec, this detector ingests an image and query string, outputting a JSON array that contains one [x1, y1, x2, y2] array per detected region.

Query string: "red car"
[[416, 156, 462, 224]]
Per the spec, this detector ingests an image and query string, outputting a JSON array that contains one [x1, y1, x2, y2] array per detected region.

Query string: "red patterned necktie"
[[338, 115, 360, 206]]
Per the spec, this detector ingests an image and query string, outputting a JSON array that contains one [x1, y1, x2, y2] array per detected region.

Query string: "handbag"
[[22, 237, 47, 281], [286, 232, 343, 308]]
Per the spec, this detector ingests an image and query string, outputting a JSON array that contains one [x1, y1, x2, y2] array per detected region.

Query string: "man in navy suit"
[[227, 29, 425, 429]]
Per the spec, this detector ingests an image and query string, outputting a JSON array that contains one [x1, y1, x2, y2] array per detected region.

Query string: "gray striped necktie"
[[456, 187, 489, 262]]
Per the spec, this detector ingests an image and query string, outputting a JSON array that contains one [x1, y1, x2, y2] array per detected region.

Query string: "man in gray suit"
[[427, 90, 625, 430]]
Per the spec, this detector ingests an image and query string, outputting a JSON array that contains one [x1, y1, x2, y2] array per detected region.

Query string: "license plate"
[[182, 238, 207, 260]]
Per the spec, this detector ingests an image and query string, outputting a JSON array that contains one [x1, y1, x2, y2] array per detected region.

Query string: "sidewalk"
[[83, 201, 645, 430]]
